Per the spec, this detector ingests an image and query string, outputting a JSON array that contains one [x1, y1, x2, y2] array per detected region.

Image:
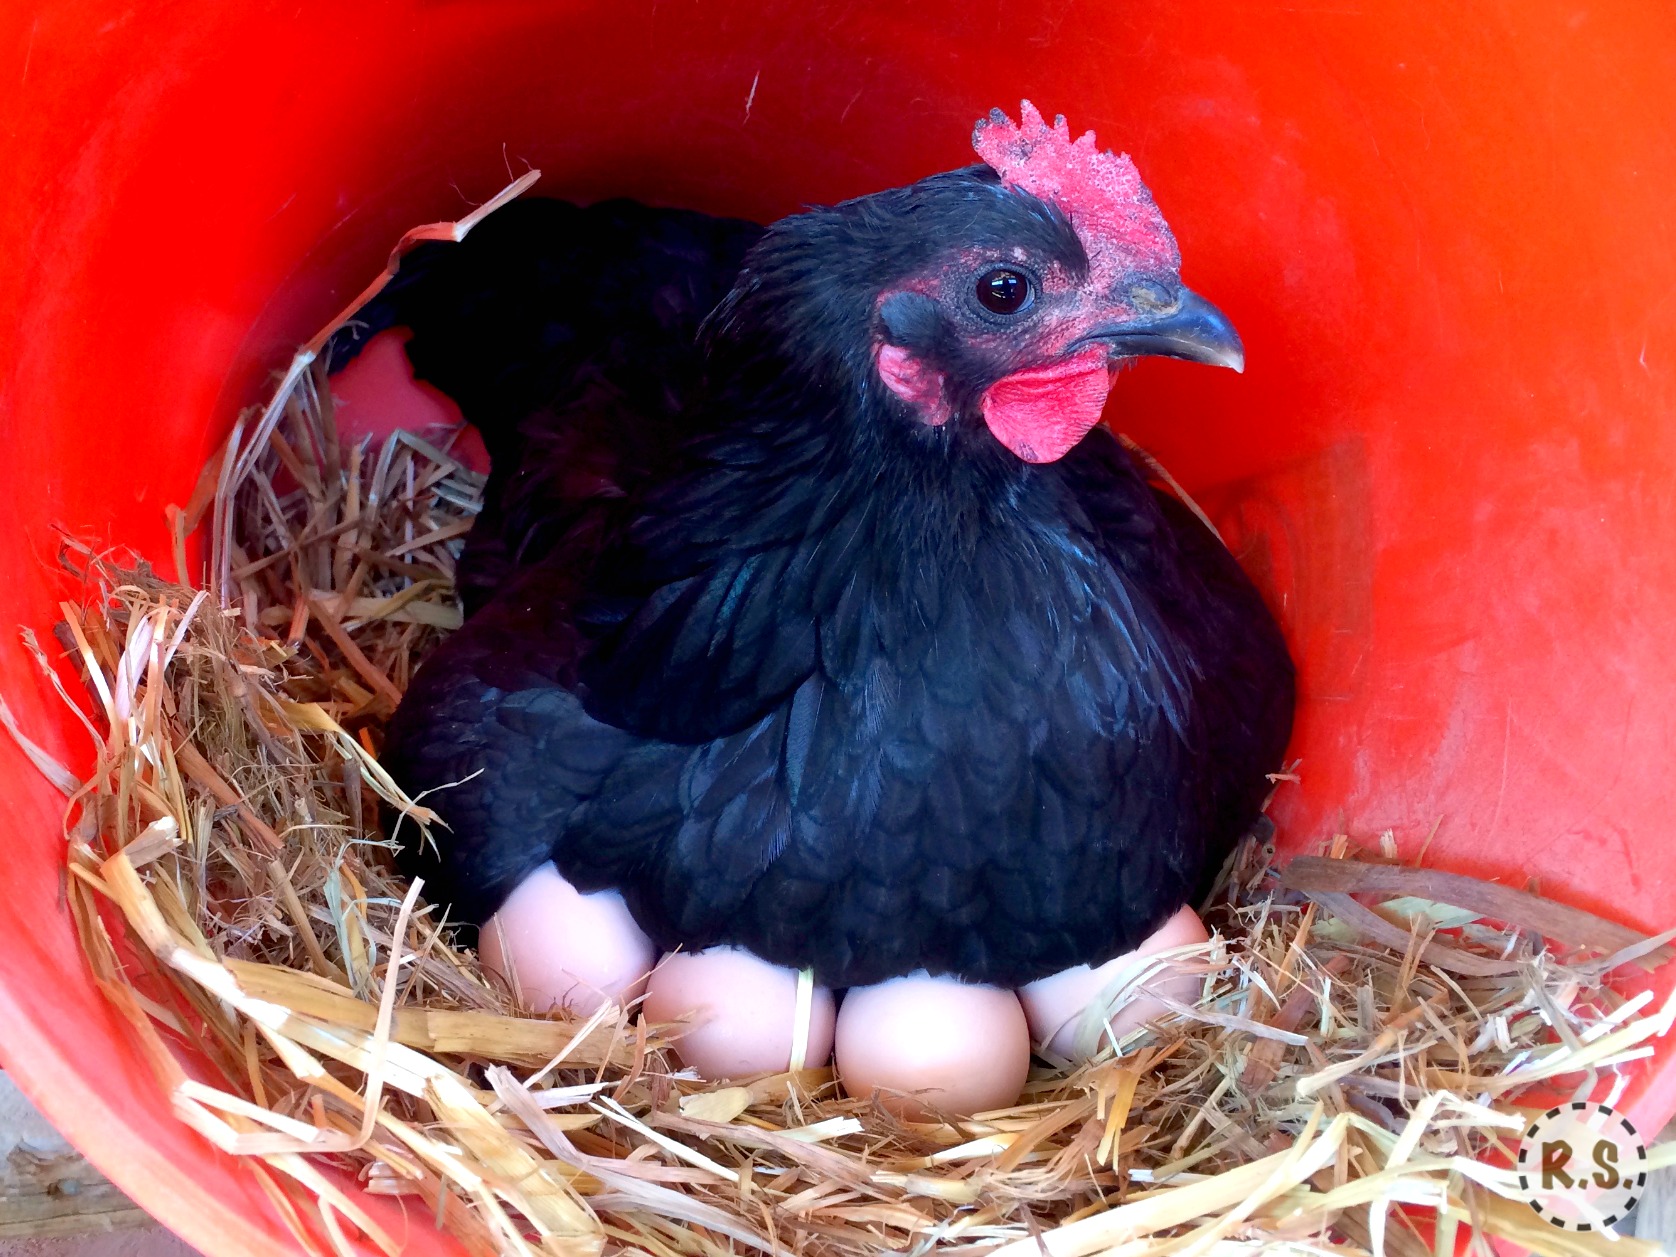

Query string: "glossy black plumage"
[[343, 179, 1294, 989]]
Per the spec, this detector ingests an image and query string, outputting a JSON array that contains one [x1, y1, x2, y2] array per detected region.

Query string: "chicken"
[[335, 104, 1293, 1100]]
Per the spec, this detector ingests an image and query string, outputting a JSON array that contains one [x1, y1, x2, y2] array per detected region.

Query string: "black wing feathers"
[[359, 195, 1293, 987]]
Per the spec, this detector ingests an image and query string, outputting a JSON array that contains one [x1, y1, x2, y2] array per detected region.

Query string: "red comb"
[[973, 101, 1179, 274]]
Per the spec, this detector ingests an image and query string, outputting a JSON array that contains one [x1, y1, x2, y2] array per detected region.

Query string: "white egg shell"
[[1017, 905, 1210, 1060], [834, 973, 1031, 1118], [480, 861, 657, 1016], [643, 947, 836, 1081]]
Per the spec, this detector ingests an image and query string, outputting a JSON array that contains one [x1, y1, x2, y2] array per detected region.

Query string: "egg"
[[834, 973, 1031, 1118], [642, 947, 836, 1080], [1016, 905, 1210, 1060], [479, 861, 658, 1016]]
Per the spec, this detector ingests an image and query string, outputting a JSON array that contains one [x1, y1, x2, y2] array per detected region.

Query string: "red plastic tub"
[[2, 3, 1673, 1252]]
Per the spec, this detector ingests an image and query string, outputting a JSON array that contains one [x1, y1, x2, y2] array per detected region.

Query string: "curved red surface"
[[1, 3, 1672, 1252]]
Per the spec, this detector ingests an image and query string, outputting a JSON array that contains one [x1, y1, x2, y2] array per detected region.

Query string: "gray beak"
[[1082, 288, 1245, 373]]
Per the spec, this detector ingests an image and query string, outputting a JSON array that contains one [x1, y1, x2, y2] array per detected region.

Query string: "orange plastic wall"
[[1, 3, 1673, 1252]]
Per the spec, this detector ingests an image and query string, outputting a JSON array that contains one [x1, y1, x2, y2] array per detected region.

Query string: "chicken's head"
[[868, 102, 1243, 464]]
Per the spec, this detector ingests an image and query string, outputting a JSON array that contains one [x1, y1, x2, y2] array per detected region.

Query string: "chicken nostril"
[[1126, 279, 1179, 313]]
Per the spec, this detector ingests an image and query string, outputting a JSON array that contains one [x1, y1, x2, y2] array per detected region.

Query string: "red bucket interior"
[[3, 4, 1674, 1252]]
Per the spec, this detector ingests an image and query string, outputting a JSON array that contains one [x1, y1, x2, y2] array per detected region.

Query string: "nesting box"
[[1, 3, 1672, 1251]]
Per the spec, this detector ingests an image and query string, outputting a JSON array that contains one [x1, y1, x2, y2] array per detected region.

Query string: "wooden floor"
[[1629, 1158, 1676, 1251], [0, 1075, 196, 1257]]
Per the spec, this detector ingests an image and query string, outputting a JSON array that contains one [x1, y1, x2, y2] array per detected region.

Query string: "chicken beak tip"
[[1090, 288, 1245, 374]]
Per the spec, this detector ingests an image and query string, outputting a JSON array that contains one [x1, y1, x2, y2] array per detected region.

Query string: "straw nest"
[[12, 181, 1676, 1257]]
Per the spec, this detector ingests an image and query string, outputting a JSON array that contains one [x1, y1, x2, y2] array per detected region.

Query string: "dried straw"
[[12, 181, 1676, 1257]]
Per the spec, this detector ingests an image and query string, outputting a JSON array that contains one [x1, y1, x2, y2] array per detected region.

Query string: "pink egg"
[[834, 973, 1031, 1118], [643, 947, 836, 1080], [1016, 905, 1210, 1060], [479, 861, 657, 1016]]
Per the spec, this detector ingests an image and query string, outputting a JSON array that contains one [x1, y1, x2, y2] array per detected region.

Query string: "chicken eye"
[[976, 268, 1033, 316]]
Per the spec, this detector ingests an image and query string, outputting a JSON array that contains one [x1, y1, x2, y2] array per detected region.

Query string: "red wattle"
[[979, 347, 1113, 463]]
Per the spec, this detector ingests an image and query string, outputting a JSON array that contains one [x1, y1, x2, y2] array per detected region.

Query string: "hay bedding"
[[11, 180, 1676, 1257]]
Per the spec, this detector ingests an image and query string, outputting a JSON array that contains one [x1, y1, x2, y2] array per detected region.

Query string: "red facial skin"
[[876, 343, 952, 427], [874, 103, 1182, 463], [978, 345, 1113, 463]]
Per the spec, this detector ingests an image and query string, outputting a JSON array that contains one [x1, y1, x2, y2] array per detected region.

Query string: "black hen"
[[345, 107, 1294, 989]]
